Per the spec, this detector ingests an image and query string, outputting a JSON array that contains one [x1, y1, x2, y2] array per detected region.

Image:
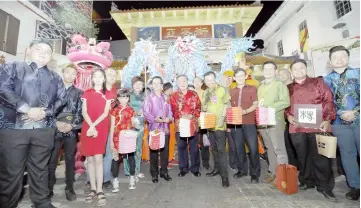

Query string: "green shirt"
[[202, 85, 230, 131], [257, 80, 290, 129]]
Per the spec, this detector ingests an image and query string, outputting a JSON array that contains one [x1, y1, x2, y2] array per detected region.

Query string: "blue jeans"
[[332, 125, 360, 189], [176, 132, 200, 173], [86, 134, 112, 183], [230, 124, 260, 177]]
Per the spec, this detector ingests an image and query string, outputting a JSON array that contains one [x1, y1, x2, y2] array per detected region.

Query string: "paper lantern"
[[226, 107, 243, 125], [199, 112, 216, 129], [149, 130, 165, 150], [179, 118, 195, 137], [256, 107, 276, 126], [118, 130, 138, 154]]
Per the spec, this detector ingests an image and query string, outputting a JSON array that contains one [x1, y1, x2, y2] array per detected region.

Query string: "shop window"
[[334, 0, 352, 19]]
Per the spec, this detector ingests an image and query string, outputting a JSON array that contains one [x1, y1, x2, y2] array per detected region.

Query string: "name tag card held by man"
[[294, 104, 322, 129], [316, 133, 337, 158]]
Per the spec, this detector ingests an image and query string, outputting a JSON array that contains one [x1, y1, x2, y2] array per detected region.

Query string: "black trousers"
[[284, 122, 298, 168], [230, 124, 261, 177], [199, 129, 210, 167], [48, 135, 77, 192], [150, 134, 170, 177], [176, 132, 200, 173], [290, 133, 335, 191], [112, 153, 135, 177], [226, 129, 238, 169], [208, 130, 228, 178], [0, 128, 55, 208]]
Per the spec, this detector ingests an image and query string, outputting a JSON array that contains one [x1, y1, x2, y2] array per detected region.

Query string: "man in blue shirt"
[[0, 40, 66, 208], [324, 45, 360, 201]]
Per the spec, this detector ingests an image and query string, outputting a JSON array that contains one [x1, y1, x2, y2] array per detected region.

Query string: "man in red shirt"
[[286, 59, 336, 201], [229, 68, 260, 183], [170, 75, 202, 177]]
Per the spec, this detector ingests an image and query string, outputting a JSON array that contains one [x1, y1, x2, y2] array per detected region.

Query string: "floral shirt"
[[324, 67, 360, 125], [169, 90, 201, 132], [110, 105, 135, 150]]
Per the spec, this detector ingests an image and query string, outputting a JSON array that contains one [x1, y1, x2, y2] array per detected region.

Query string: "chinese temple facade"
[[111, 4, 263, 65]]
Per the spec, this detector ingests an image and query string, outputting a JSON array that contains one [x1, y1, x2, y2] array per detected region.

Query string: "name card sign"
[[294, 104, 322, 129]]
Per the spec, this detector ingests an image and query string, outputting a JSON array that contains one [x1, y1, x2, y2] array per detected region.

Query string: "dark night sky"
[[93, 1, 283, 42]]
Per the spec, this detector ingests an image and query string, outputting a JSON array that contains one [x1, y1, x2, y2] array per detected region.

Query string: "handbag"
[[118, 130, 138, 154], [316, 133, 337, 158], [57, 112, 73, 124], [149, 129, 165, 150], [276, 164, 298, 195], [203, 133, 211, 147]]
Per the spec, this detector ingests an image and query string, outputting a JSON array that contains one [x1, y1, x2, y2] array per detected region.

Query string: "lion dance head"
[[67, 34, 113, 90]]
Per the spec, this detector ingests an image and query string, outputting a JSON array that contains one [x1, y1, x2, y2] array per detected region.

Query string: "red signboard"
[[161, 25, 213, 40]]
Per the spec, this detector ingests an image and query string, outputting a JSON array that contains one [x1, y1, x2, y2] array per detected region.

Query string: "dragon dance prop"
[[66, 34, 113, 176], [67, 34, 113, 90], [219, 37, 256, 82], [164, 35, 211, 85], [121, 39, 163, 89]]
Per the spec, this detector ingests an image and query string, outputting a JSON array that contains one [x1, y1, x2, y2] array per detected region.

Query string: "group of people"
[[0, 40, 359, 208]]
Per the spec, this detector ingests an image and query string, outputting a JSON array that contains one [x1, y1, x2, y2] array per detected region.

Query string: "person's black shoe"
[[160, 174, 172, 181], [192, 172, 201, 177], [299, 183, 315, 190], [251, 175, 259, 183], [318, 190, 337, 202], [152, 176, 159, 183], [103, 181, 113, 191], [65, 189, 77, 201], [346, 188, 360, 201], [48, 191, 54, 199], [178, 171, 187, 177], [203, 164, 210, 170], [32, 204, 57, 208], [206, 170, 219, 177], [222, 177, 230, 188], [233, 171, 247, 179]]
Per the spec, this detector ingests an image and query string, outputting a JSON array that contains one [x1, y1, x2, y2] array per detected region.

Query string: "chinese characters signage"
[[213, 24, 236, 38], [294, 104, 322, 129], [161, 25, 213, 40], [137, 27, 160, 41]]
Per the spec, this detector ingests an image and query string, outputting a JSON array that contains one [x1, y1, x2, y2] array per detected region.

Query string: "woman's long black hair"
[[91, 69, 107, 94]]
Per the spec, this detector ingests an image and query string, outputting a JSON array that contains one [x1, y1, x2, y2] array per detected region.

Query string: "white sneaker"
[[112, 177, 119, 193], [135, 176, 139, 183], [129, 176, 136, 190], [137, 173, 145, 178]]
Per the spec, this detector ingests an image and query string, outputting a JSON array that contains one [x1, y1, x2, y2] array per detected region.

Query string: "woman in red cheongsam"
[[81, 69, 112, 206]]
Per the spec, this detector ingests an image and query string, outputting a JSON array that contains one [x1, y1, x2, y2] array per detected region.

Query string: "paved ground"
[[18, 161, 359, 208]]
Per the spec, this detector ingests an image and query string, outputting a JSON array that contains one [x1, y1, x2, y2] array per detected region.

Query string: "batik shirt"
[[54, 85, 83, 139], [0, 62, 66, 129], [0, 64, 16, 129], [324, 67, 360, 125]]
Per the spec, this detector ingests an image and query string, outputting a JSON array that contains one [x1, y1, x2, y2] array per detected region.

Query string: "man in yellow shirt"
[[202, 71, 231, 188]]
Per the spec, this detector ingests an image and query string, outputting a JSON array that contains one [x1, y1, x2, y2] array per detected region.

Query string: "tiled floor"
[[18, 161, 359, 208]]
